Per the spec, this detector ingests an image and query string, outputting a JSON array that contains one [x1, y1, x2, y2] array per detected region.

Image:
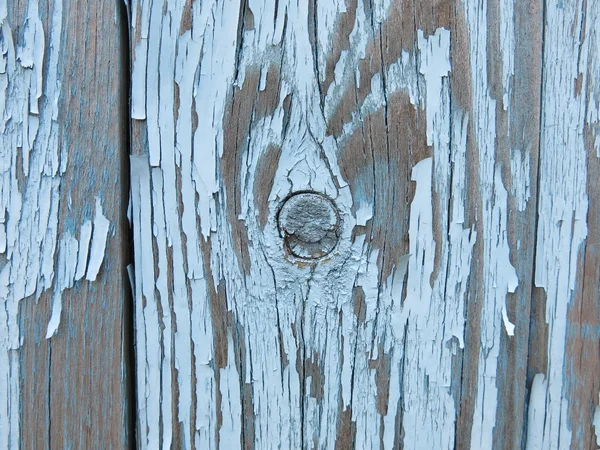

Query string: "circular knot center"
[[277, 192, 340, 259]]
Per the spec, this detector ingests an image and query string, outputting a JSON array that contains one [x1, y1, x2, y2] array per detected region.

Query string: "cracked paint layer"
[[463, 1, 520, 447], [128, 0, 473, 446], [127, 0, 598, 448]]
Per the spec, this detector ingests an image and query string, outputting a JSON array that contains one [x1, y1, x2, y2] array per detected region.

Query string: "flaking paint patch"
[[499, 0, 514, 110], [463, 1, 521, 447], [0, 1, 111, 446], [593, 392, 600, 447], [584, 2, 600, 158], [219, 330, 242, 448], [127, 2, 229, 446], [510, 148, 531, 212], [392, 30, 476, 450], [526, 0, 597, 447], [525, 373, 547, 450], [46, 197, 111, 338], [128, 0, 475, 447]]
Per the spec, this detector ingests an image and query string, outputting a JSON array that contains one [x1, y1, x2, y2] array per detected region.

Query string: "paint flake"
[[86, 197, 110, 282], [594, 393, 600, 446]]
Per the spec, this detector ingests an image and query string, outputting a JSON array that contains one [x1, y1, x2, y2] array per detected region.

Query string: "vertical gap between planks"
[[523, 0, 547, 445], [119, 0, 137, 447]]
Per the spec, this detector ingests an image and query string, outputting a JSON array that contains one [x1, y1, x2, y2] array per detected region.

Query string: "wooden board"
[[127, 0, 600, 449], [0, 0, 131, 448]]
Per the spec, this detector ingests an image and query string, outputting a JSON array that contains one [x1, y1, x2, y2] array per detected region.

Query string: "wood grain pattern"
[[5, 0, 599, 448], [1, 0, 131, 448], [126, 0, 600, 449]]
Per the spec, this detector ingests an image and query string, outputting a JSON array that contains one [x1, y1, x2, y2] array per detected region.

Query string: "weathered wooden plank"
[[0, 0, 131, 448], [127, 0, 600, 448], [526, 2, 600, 449], [450, 1, 544, 448]]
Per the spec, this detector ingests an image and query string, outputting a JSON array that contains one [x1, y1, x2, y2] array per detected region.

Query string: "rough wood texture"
[[125, 0, 600, 449], [0, 0, 131, 448]]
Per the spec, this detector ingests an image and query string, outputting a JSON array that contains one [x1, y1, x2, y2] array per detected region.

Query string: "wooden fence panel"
[[3, 0, 599, 449], [1, 0, 131, 448], [126, 0, 600, 449]]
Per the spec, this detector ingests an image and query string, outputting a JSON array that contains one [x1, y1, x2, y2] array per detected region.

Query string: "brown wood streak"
[[218, 69, 278, 448], [444, 0, 544, 448], [13, 0, 132, 448], [222, 61, 284, 276], [565, 57, 600, 449], [217, 6, 289, 449], [255, 143, 283, 230], [449, 2, 486, 447], [489, 0, 544, 448]]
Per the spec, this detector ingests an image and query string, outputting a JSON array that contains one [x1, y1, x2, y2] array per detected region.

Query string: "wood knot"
[[277, 192, 340, 259]]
